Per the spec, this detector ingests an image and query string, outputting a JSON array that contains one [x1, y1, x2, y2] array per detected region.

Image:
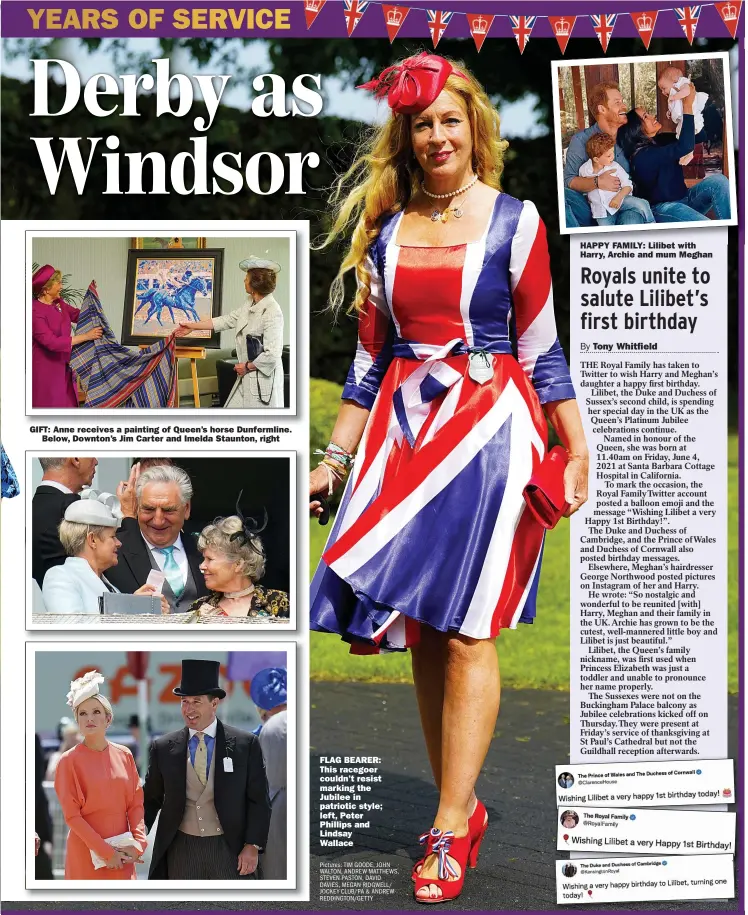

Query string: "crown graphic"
[[386, 7, 403, 25], [636, 12, 654, 29], [554, 17, 570, 35], [721, 1, 737, 18], [305, 0, 323, 11], [472, 14, 488, 34]]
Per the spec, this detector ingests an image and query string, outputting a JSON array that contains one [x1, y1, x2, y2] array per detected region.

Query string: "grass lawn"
[[310, 433, 739, 693]]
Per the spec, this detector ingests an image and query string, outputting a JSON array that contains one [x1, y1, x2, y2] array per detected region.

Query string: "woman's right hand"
[[310, 465, 341, 517]]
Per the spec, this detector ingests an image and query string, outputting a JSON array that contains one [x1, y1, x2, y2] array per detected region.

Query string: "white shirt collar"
[[40, 480, 74, 495], [142, 532, 184, 554], [188, 717, 218, 740]]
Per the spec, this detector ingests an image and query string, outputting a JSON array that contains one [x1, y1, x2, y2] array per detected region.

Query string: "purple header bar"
[[0, 0, 743, 39]]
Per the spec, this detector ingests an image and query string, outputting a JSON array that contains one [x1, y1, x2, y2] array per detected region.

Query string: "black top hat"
[[173, 659, 227, 699]]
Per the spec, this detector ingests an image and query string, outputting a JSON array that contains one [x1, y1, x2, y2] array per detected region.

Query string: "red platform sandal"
[[413, 827, 472, 904], [412, 799, 488, 880]]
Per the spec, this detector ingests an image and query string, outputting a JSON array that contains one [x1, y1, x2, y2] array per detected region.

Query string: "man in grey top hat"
[[143, 659, 271, 879]]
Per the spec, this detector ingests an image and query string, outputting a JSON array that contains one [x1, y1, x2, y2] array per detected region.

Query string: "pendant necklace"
[[422, 174, 478, 223]]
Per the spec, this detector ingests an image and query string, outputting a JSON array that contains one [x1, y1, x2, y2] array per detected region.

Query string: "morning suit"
[[143, 719, 271, 879], [104, 517, 208, 613], [32, 485, 81, 586]]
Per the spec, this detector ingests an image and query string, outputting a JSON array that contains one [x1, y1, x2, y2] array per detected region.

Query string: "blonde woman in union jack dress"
[[309, 53, 589, 903]]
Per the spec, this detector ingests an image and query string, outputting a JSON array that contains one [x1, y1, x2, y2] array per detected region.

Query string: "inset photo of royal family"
[[27, 230, 296, 412], [28, 455, 293, 628], [553, 51, 737, 233], [29, 648, 293, 886]]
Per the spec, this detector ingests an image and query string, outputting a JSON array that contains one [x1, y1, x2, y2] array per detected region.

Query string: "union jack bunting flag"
[[590, 13, 618, 50], [426, 9, 453, 47], [509, 15, 536, 53], [674, 5, 702, 42], [343, 0, 369, 35]]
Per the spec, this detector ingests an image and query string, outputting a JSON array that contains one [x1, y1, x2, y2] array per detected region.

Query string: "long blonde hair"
[[323, 59, 509, 314]]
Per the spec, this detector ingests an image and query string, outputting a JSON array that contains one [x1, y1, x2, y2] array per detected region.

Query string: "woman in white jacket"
[[179, 256, 285, 409], [42, 500, 166, 614]]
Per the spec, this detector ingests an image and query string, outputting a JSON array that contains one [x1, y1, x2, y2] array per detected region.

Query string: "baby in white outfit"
[[657, 66, 709, 166], [578, 133, 633, 224]]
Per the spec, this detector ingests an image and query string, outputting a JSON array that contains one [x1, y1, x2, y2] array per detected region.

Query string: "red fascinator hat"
[[32, 264, 57, 295], [358, 52, 466, 115]]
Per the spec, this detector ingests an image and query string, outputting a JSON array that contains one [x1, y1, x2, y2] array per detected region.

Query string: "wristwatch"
[[593, 175, 599, 189]]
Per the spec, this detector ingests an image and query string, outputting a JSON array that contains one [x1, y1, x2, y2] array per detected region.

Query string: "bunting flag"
[[382, 4, 409, 40], [344, 0, 370, 35], [590, 13, 618, 49], [631, 9, 659, 46], [303, 0, 326, 28], [426, 8, 453, 46], [548, 15, 576, 52], [509, 14, 536, 52], [714, 0, 742, 34], [466, 12, 495, 50], [674, 5, 702, 41], [304, 0, 741, 49]]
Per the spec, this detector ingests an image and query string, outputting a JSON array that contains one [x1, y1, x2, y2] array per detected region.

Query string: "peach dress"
[[54, 741, 147, 880]]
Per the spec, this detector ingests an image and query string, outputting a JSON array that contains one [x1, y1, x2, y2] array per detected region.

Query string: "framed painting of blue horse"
[[122, 248, 224, 347]]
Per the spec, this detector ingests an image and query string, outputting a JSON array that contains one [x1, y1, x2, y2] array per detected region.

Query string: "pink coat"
[[32, 298, 80, 409]]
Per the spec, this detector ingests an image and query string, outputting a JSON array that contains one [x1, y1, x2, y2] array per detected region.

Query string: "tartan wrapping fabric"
[[71, 283, 177, 409]]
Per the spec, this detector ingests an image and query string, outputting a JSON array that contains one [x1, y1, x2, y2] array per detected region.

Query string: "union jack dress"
[[310, 194, 576, 651]]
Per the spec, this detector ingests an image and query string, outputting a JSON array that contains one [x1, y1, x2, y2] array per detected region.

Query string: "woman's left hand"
[[563, 454, 589, 517], [235, 362, 255, 376]]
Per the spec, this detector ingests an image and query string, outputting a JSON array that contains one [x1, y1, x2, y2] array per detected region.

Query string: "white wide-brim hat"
[[64, 499, 119, 527], [239, 256, 281, 273]]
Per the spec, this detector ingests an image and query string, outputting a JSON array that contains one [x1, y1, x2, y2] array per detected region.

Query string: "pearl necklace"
[[420, 174, 479, 200], [421, 174, 478, 222]]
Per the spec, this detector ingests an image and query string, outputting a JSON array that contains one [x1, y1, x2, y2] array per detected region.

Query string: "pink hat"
[[358, 53, 466, 116], [32, 264, 57, 294]]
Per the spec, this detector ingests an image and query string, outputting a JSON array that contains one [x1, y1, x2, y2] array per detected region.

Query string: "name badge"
[[223, 757, 234, 773], [468, 351, 493, 385]]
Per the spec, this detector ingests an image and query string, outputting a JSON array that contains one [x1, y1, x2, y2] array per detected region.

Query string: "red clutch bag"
[[523, 446, 570, 529]]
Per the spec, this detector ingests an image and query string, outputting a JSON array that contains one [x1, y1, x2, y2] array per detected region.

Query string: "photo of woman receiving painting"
[[28, 234, 295, 411], [309, 52, 588, 904]]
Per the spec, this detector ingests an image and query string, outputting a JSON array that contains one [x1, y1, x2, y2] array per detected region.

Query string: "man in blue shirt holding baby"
[[563, 81, 655, 228]]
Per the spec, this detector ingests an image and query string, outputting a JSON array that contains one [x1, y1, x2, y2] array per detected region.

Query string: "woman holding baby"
[[618, 80, 731, 223]]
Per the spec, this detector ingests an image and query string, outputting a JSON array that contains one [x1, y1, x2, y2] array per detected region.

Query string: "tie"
[[156, 545, 185, 599], [194, 733, 208, 785]]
